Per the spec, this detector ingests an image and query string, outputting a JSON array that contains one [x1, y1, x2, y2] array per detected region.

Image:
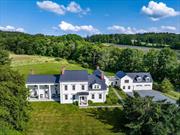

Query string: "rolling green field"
[[24, 102, 124, 135], [10, 54, 114, 77]]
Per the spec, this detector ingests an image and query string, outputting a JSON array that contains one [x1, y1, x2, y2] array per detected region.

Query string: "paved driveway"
[[126, 90, 176, 104]]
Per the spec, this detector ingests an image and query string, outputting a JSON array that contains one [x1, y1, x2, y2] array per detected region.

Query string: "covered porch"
[[77, 92, 89, 106], [26, 84, 60, 101]]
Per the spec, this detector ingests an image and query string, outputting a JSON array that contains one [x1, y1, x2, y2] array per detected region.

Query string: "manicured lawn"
[[10, 54, 114, 77], [24, 102, 124, 135], [89, 87, 121, 106], [164, 90, 180, 100], [112, 87, 127, 100]]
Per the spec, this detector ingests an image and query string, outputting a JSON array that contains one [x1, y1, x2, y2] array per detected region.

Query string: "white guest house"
[[26, 67, 109, 106], [114, 71, 153, 92]]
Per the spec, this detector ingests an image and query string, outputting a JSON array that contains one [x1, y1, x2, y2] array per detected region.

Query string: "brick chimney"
[[100, 71, 104, 80], [61, 66, 65, 75]]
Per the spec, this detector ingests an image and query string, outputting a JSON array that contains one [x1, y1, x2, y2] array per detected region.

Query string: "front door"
[[79, 96, 88, 106]]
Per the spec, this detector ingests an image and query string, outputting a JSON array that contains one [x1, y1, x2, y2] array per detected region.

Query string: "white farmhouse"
[[26, 67, 109, 106], [114, 71, 153, 92]]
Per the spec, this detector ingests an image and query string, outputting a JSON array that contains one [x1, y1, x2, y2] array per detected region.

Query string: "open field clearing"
[[10, 54, 114, 77]]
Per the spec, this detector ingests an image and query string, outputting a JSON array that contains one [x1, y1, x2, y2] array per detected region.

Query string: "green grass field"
[[10, 54, 114, 77], [24, 102, 124, 135]]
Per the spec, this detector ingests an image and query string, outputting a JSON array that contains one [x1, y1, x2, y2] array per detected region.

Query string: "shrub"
[[55, 58, 62, 61], [82, 62, 89, 68], [153, 82, 160, 90], [68, 60, 76, 64], [161, 78, 174, 93], [88, 100, 93, 105], [73, 101, 78, 106]]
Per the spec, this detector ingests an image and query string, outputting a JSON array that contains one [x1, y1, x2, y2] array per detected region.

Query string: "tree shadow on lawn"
[[85, 107, 126, 133]]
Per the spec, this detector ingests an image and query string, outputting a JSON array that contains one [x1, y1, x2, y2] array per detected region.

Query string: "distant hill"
[[86, 33, 180, 50]]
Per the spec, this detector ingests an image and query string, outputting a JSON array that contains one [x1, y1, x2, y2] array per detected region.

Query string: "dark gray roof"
[[27, 74, 60, 84], [60, 70, 88, 82], [116, 71, 152, 83], [88, 74, 107, 90], [93, 69, 102, 78], [126, 72, 152, 83]]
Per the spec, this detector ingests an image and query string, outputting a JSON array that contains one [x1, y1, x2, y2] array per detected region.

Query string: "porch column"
[[78, 96, 81, 106], [49, 85, 51, 99], [37, 85, 40, 99]]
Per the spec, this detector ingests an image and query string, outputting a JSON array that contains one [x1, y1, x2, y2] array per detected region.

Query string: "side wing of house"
[[26, 75, 60, 101]]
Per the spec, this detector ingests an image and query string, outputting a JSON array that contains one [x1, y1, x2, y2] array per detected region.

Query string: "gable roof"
[[116, 71, 126, 78], [126, 72, 152, 83], [116, 71, 153, 83], [27, 74, 60, 84], [88, 74, 107, 90], [93, 69, 102, 78], [60, 70, 88, 82]]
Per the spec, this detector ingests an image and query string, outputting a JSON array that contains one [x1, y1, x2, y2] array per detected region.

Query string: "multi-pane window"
[[82, 85, 85, 90], [65, 95, 68, 100], [64, 85, 68, 90], [123, 86, 125, 89], [72, 85, 75, 90], [128, 86, 130, 89], [125, 80, 129, 83], [91, 94, 95, 99], [99, 94, 102, 99]]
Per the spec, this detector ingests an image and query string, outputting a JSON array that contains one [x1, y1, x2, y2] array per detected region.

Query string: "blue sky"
[[0, 0, 179, 36]]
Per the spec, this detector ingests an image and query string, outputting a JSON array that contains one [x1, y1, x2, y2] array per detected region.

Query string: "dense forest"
[[86, 33, 180, 49], [0, 31, 179, 89]]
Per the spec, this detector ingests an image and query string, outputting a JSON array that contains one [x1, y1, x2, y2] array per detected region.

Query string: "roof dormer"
[[145, 76, 150, 82], [136, 76, 142, 82], [92, 83, 101, 90]]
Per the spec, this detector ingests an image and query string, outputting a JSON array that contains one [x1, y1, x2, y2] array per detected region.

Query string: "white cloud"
[[107, 25, 177, 34], [141, 1, 180, 21], [58, 21, 100, 34], [0, 25, 25, 32], [37, 1, 66, 15], [67, 1, 90, 15], [37, 1, 90, 15], [107, 25, 147, 34], [161, 25, 176, 31]]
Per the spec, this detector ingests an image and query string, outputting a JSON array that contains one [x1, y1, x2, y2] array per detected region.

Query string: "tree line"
[[0, 50, 30, 134], [0, 31, 179, 88], [86, 33, 180, 49]]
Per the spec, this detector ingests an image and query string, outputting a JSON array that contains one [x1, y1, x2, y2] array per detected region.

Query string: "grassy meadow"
[[10, 54, 114, 77]]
